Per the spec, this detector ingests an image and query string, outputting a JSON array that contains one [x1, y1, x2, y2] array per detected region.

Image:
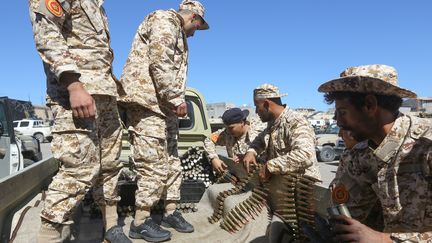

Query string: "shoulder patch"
[[45, 0, 63, 17], [211, 133, 219, 143], [332, 184, 349, 204]]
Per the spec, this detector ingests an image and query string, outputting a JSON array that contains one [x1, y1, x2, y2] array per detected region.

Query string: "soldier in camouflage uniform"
[[28, 0, 130, 242], [243, 84, 321, 181], [204, 107, 265, 174], [319, 64, 432, 242], [243, 84, 321, 241], [118, 1, 209, 241]]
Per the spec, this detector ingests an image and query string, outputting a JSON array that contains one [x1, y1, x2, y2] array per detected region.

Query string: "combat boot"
[[129, 218, 171, 242], [161, 210, 194, 233], [105, 226, 132, 243]]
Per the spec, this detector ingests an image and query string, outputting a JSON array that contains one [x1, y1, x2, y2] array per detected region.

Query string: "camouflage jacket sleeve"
[[266, 122, 316, 174], [204, 129, 228, 161], [330, 152, 379, 222], [248, 129, 268, 156], [390, 232, 432, 242], [29, 0, 80, 82], [147, 13, 186, 108]]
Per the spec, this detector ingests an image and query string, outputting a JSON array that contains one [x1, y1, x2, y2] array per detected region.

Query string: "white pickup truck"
[[13, 119, 52, 143]]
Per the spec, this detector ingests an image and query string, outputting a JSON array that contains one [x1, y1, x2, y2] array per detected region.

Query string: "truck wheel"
[[34, 133, 45, 143], [24, 159, 35, 168], [318, 145, 336, 162]]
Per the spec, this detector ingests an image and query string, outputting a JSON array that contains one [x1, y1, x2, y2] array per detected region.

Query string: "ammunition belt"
[[274, 172, 321, 242], [208, 165, 260, 225], [220, 181, 270, 233], [215, 170, 239, 185]]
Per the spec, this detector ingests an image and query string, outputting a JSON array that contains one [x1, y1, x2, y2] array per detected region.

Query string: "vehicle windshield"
[[325, 123, 339, 134]]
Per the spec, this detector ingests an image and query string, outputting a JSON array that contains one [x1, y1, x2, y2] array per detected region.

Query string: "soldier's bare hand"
[[259, 164, 271, 183], [175, 102, 187, 117], [332, 215, 392, 243], [243, 151, 257, 173], [211, 158, 227, 174], [67, 81, 95, 118], [233, 154, 244, 164]]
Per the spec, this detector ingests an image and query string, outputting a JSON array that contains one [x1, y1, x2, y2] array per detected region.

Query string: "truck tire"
[[34, 133, 45, 143], [318, 145, 336, 162]]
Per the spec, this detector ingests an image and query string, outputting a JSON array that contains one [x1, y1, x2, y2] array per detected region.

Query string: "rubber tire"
[[34, 133, 45, 143], [318, 145, 336, 162]]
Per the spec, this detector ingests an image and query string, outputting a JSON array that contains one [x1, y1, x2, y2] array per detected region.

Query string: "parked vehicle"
[[0, 89, 333, 243], [13, 119, 52, 143], [0, 97, 43, 178], [315, 123, 343, 162]]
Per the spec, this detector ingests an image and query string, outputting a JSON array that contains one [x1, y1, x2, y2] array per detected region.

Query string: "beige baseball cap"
[[179, 0, 209, 30], [318, 64, 416, 98], [254, 83, 288, 99]]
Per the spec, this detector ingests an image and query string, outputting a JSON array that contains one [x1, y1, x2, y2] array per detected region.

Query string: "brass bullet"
[[232, 207, 248, 224]]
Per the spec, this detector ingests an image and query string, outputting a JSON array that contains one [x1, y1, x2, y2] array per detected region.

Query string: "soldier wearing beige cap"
[[318, 64, 432, 242], [243, 83, 321, 241], [244, 83, 320, 181], [118, 0, 209, 241]]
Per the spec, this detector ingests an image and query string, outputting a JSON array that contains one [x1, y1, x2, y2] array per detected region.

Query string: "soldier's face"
[[183, 15, 203, 37], [225, 122, 246, 138], [254, 99, 272, 122], [334, 99, 370, 142]]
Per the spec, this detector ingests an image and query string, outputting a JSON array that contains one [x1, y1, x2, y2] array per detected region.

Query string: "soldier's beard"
[[340, 126, 367, 142]]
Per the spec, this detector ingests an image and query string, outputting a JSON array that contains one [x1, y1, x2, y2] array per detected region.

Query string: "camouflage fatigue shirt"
[[119, 9, 188, 116], [29, 0, 119, 103], [248, 108, 321, 179], [204, 120, 265, 161], [331, 114, 432, 242]]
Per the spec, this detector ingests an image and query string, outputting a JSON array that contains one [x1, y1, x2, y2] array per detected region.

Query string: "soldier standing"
[[118, 1, 209, 242], [28, 0, 130, 242], [319, 64, 432, 242], [204, 108, 265, 174]]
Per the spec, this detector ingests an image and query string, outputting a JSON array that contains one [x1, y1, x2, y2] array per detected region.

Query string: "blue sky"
[[1, 0, 431, 111]]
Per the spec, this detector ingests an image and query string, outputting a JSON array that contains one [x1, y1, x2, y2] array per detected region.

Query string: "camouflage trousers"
[[127, 106, 182, 209], [41, 95, 123, 224]]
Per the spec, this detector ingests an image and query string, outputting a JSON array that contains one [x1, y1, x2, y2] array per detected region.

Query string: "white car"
[[13, 119, 52, 142]]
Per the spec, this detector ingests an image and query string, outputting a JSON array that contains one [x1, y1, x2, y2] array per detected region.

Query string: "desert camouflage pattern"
[[119, 9, 188, 117], [179, 0, 209, 30], [29, 0, 120, 104], [253, 83, 288, 99], [126, 107, 182, 208], [318, 64, 417, 98], [249, 108, 321, 179], [41, 96, 123, 223], [331, 114, 432, 242], [204, 119, 266, 161]]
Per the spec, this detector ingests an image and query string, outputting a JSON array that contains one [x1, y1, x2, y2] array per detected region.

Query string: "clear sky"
[[1, 0, 431, 111]]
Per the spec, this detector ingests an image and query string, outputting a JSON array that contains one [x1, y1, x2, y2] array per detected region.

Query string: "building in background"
[[33, 105, 53, 123], [401, 97, 432, 116], [206, 102, 236, 119]]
